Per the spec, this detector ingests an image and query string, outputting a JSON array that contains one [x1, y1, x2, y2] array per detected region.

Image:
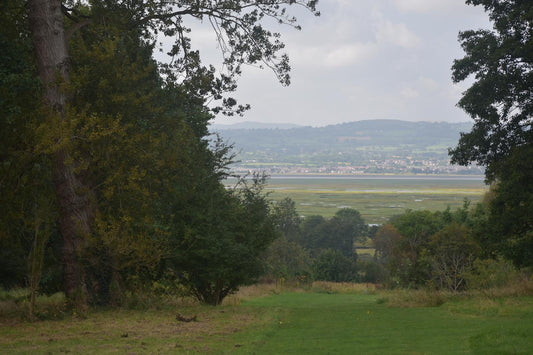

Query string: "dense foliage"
[[171, 175, 277, 305], [264, 204, 367, 283], [1, 0, 531, 314], [0, 0, 318, 307], [450, 0, 533, 171], [372, 199, 530, 291], [449, 0, 533, 268], [263, 195, 528, 292]]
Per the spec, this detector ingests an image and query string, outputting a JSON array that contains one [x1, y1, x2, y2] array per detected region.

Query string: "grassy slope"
[[234, 293, 532, 354], [1, 289, 531, 354]]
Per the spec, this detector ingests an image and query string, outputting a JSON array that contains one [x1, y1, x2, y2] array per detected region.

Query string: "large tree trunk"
[[28, 0, 93, 305]]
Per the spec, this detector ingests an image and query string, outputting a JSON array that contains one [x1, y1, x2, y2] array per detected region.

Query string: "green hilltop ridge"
[[211, 119, 483, 175]]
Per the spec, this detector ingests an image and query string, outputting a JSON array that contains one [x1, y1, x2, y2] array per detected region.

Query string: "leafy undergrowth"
[[378, 275, 533, 308], [0, 289, 67, 321]]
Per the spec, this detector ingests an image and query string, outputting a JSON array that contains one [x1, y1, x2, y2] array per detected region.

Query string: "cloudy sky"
[[175, 0, 492, 127]]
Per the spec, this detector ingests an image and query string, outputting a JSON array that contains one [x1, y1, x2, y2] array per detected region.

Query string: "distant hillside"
[[211, 121, 303, 130], [211, 120, 481, 175]]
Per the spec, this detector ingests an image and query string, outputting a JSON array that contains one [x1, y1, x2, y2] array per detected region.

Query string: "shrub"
[[463, 257, 519, 290], [313, 249, 358, 282], [0, 289, 67, 321], [357, 260, 387, 283]]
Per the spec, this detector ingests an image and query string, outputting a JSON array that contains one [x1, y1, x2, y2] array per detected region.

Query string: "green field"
[[2, 286, 531, 354], [229, 175, 488, 224], [234, 292, 533, 354]]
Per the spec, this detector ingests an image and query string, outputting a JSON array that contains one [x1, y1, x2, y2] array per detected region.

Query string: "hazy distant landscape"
[[225, 175, 487, 224], [212, 120, 484, 175]]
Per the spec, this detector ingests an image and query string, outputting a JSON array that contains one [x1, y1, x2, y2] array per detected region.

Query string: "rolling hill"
[[210, 120, 482, 175]]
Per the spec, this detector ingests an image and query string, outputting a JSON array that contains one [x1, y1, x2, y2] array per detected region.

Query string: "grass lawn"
[[1, 286, 531, 354], [232, 292, 533, 354]]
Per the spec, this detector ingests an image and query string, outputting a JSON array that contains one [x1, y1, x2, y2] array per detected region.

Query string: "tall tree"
[[28, 0, 95, 305], [449, 0, 532, 177], [271, 197, 301, 242], [450, 0, 532, 268], [428, 223, 480, 291], [266, 197, 310, 280], [485, 145, 533, 267], [387, 211, 443, 286], [327, 208, 367, 258], [19, 0, 318, 305]]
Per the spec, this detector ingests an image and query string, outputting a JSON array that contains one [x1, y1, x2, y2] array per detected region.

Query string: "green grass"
[[2, 285, 530, 354], [231, 292, 532, 354]]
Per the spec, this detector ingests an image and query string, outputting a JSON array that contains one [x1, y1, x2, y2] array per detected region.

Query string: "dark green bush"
[[313, 249, 357, 282]]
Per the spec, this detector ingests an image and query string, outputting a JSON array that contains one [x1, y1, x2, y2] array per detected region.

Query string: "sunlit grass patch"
[[223, 283, 282, 306], [355, 247, 375, 260]]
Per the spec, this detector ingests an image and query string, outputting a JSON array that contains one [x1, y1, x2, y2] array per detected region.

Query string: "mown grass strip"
[[230, 292, 533, 354]]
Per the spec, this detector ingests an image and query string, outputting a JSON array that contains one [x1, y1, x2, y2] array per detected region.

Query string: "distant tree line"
[[265, 199, 368, 284], [264, 188, 531, 292], [372, 198, 529, 291]]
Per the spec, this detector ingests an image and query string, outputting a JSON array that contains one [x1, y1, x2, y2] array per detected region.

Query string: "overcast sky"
[[169, 0, 492, 127]]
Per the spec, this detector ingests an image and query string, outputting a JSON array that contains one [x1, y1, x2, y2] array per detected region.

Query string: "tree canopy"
[[449, 0, 533, 269], [449, 0, 533, 177], [0, 0, 318, 307]]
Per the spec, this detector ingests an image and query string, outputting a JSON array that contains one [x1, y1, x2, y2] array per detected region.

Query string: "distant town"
[[231, 158, 483, 176], [214, 120, 484, 176]]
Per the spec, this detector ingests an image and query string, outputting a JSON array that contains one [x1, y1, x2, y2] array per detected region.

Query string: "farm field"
[[1, 285, 531, 354], [228, 175, 489, 224]]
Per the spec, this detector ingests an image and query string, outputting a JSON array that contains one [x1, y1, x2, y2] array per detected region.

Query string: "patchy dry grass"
[[0, 302, 271, 354], [310, 281, 377, 295], [376, 275, 533, 309], [376, 289, 448, 308], [222, 283, 282, 306]]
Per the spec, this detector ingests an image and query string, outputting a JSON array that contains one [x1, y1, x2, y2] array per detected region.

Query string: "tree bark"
[[28, 0, 93, 305]]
